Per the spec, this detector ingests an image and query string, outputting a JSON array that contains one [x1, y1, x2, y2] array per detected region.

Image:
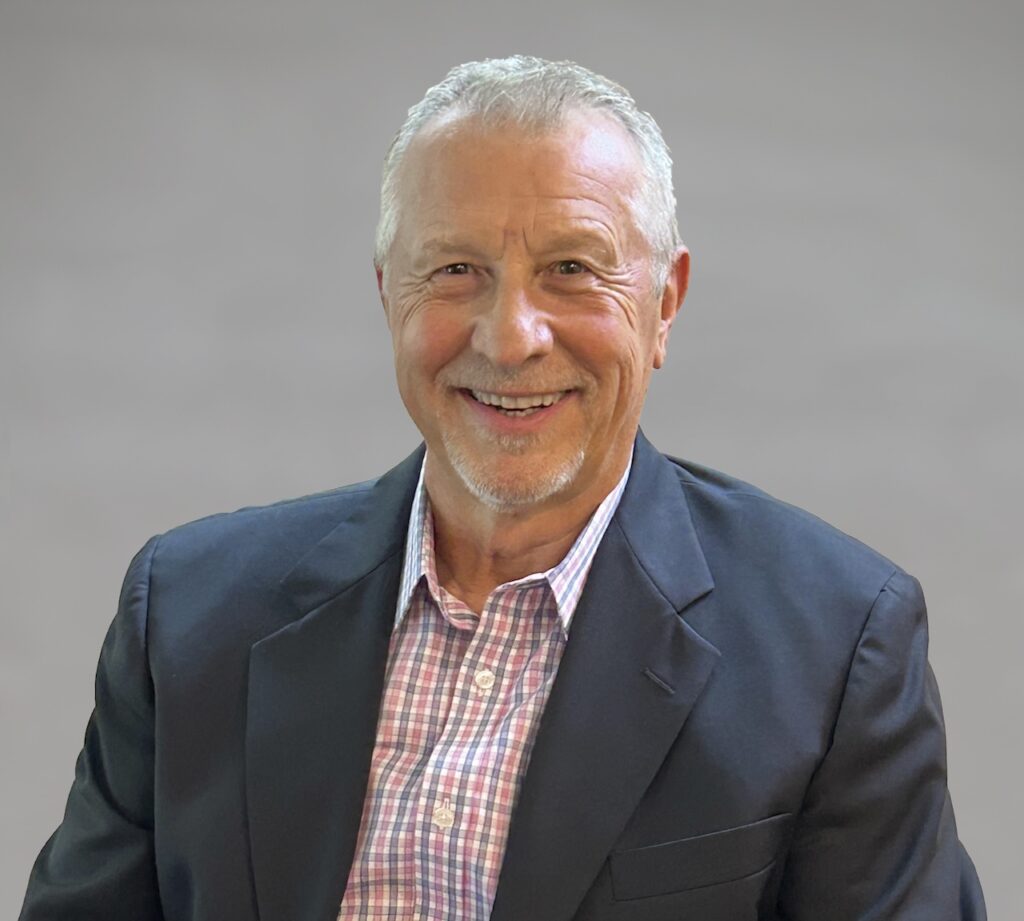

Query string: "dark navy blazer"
[[21, 433, 986, 920]]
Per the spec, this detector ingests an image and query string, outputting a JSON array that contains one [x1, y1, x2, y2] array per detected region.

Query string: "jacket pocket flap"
[[610, 812, 793, 900]]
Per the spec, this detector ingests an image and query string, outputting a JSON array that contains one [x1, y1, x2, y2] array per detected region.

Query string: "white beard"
[[441, 429, 586, 511]]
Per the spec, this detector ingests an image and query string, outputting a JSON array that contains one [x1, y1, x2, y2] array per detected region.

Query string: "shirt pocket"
[[609, 812, 793, 901]]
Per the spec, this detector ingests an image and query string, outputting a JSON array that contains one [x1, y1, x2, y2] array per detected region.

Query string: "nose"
[[470, 276, 553, 369]]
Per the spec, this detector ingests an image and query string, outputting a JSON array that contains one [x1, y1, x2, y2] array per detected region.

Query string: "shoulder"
[[143, 477, 382, 595], [158, 476, 379, 542], [124, 444, 424, 644], [663, 452, 903, 608], [654, 453, 929, 718], [121, 476, 396, 670]]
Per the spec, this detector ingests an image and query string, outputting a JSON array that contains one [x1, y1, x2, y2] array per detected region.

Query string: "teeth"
[[470, 389, 566, 410]]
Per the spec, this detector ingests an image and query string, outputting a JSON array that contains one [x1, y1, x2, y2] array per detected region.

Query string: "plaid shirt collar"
[[395, 454, 632, 638]]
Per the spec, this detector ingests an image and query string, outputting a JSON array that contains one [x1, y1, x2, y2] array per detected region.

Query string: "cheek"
[[559, 310, 647, 383], [395, 305, 470, 382]]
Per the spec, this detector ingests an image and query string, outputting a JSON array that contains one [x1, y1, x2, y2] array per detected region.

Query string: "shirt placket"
[[412, 586, 519, 921]]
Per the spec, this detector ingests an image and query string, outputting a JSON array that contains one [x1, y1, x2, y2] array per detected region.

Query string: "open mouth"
[[464, 388, 570, 417]]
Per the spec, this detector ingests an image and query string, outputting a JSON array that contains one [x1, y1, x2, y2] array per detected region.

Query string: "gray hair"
[[374, 55, 680, 291]]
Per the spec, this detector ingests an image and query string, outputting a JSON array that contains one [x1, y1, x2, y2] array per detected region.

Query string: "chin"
[[441, 434, 586, 511]]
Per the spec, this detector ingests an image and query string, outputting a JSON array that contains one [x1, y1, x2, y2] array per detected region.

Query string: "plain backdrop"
[[1, 0, 1020, 916]]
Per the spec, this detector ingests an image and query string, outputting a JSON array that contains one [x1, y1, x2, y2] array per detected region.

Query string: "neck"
[[424, 444, 632, 613]]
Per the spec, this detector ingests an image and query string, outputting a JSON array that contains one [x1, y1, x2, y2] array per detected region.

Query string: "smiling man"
[[21, 57, 984, 921]]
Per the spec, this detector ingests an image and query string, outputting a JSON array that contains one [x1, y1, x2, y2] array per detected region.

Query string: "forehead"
[[395, 111, 646, 245]]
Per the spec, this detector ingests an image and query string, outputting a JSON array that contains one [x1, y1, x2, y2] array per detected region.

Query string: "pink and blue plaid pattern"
[[337, 458, 630, 920]]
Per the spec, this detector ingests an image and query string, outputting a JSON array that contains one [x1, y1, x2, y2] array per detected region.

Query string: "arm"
[[20, 537, 165, 921], [778, 568, 985, 920]]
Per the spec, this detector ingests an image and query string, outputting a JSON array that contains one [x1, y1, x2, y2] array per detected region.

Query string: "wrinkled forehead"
[[393, 110, 647, 247]]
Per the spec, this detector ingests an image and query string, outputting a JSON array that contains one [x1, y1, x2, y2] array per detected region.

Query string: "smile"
[[467, 389, 569, 416]]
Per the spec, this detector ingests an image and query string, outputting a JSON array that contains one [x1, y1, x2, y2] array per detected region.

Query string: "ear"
[[375, 264, 389, 315], [653, 245, 689, 369]]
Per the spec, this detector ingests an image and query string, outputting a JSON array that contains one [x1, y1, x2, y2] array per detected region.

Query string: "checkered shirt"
[[337, 458, 631, 920]]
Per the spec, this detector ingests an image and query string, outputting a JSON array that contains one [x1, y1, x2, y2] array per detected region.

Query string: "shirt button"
[[474, 667, 496, 691], [432, 799, 455, 830]]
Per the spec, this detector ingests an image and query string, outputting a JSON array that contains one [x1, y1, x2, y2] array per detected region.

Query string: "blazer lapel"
[[245, 447, 423, 921], [491, 432, 721, 921]]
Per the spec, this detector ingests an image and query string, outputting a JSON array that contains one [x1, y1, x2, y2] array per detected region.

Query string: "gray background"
[[1, 0, 1020, 916]]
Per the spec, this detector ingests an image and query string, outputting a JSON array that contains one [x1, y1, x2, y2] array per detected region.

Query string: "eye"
[[439, 263, 471, 275], [553, 260, 589, 275]]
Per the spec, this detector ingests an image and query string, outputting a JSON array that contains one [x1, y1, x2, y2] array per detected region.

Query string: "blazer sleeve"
[[778, 568, 986, 920], [20, 536, 165, 921]]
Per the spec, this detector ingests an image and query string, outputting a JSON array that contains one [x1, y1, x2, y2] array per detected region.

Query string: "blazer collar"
[[278, 428, 709, 618], [614, 428, 714, 611], [279, 442, 425, 616]]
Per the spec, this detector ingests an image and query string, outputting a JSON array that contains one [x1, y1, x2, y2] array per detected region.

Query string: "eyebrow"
[[536, 230, 619, 263], [412, 239, 493, 271], [414, 230, 619, 267]]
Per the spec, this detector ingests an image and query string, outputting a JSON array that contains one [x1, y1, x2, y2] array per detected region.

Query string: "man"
[[21, 56, 984, 920]]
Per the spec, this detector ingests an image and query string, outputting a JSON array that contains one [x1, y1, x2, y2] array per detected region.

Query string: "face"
[[380, 111, 688, 512]]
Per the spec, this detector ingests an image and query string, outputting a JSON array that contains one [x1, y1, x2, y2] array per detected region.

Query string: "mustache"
[[438, 365, 588, 394]]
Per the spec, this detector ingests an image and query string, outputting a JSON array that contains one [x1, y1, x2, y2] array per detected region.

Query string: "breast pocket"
[[609, 812, 793, 901]]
